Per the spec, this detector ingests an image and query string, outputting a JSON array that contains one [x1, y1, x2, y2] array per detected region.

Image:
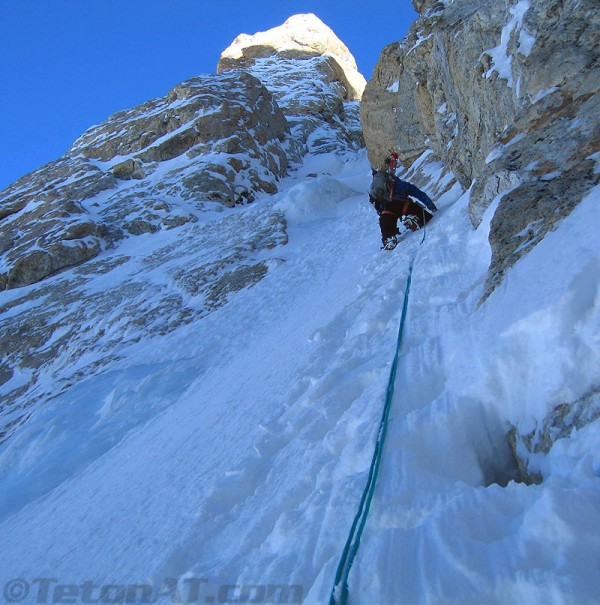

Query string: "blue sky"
[[0, 0, 417, 190]]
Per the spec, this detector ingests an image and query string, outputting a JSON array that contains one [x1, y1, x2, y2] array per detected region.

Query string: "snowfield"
[[0, 148, 599, 605]]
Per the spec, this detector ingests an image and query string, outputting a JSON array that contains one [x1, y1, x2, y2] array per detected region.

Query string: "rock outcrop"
[[0, 14, 365, 292], [508, 386, 600, 484], [361, 0, 599, 297], [0, 71, 288, 290]]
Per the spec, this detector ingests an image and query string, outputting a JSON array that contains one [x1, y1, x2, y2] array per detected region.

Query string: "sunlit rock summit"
[[218, 13, 366, 100]]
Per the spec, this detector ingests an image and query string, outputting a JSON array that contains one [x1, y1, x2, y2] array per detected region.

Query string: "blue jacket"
[[390, 177, 437, 213]]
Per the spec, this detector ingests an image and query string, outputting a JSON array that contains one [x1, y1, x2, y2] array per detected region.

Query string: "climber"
[[369, 152, 438, 250]]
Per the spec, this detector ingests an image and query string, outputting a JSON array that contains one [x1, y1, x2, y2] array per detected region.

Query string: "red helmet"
[[385, 151, 399, 171]]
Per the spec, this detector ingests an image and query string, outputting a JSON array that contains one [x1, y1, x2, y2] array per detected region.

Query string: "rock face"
[[221, 55, 364, 160], [0, 14, 364, 292], [0, 14, 365, 443], [508, 386, 600, 484], [0, 71, 287, 290], [0, 200, 288, 444], [361, 0, 599, 296]]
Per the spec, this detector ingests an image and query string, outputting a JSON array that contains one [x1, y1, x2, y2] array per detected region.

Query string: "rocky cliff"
[[0, 14, 363, 293], [361, 0, 599, 298]]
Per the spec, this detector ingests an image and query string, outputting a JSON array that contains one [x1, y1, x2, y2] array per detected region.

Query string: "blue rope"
[[329, 265, 414, 605], [329, 211, 427, 605]]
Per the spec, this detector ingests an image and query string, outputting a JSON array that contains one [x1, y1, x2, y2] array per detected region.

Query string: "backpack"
[[369, 170, 393, 213]]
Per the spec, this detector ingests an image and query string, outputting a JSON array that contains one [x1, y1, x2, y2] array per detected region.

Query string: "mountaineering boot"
[[402, 214, 421, 232], [382, 235, 398, 250]]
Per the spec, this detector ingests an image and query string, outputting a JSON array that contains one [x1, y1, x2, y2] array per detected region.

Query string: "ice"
[[483, 0, 535, 88], [407, 33, 433, 56], [533, 86, 559, 104]]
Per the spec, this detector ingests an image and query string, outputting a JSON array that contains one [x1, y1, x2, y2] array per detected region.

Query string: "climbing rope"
[[329, 214, 427, 605], [420, 205, 428, 244]]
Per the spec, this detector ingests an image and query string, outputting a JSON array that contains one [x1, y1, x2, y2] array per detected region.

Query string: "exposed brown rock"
[[360, 0, 599, 301]]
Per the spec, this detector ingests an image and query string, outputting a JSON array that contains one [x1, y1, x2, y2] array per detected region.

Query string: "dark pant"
[[379, 198, 433, 242]]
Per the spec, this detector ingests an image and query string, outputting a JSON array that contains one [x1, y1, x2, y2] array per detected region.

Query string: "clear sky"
[[0, 0, 418, 191]]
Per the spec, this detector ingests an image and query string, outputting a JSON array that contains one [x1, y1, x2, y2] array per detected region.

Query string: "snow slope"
[[0, 148, 599, 605]]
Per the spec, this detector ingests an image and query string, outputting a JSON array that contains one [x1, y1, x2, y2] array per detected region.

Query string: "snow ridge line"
[[329, 221, 425, 605]]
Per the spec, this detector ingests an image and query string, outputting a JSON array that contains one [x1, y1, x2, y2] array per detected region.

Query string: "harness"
[[381, 176, 412, 217], [381, 199, 411, 217]]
